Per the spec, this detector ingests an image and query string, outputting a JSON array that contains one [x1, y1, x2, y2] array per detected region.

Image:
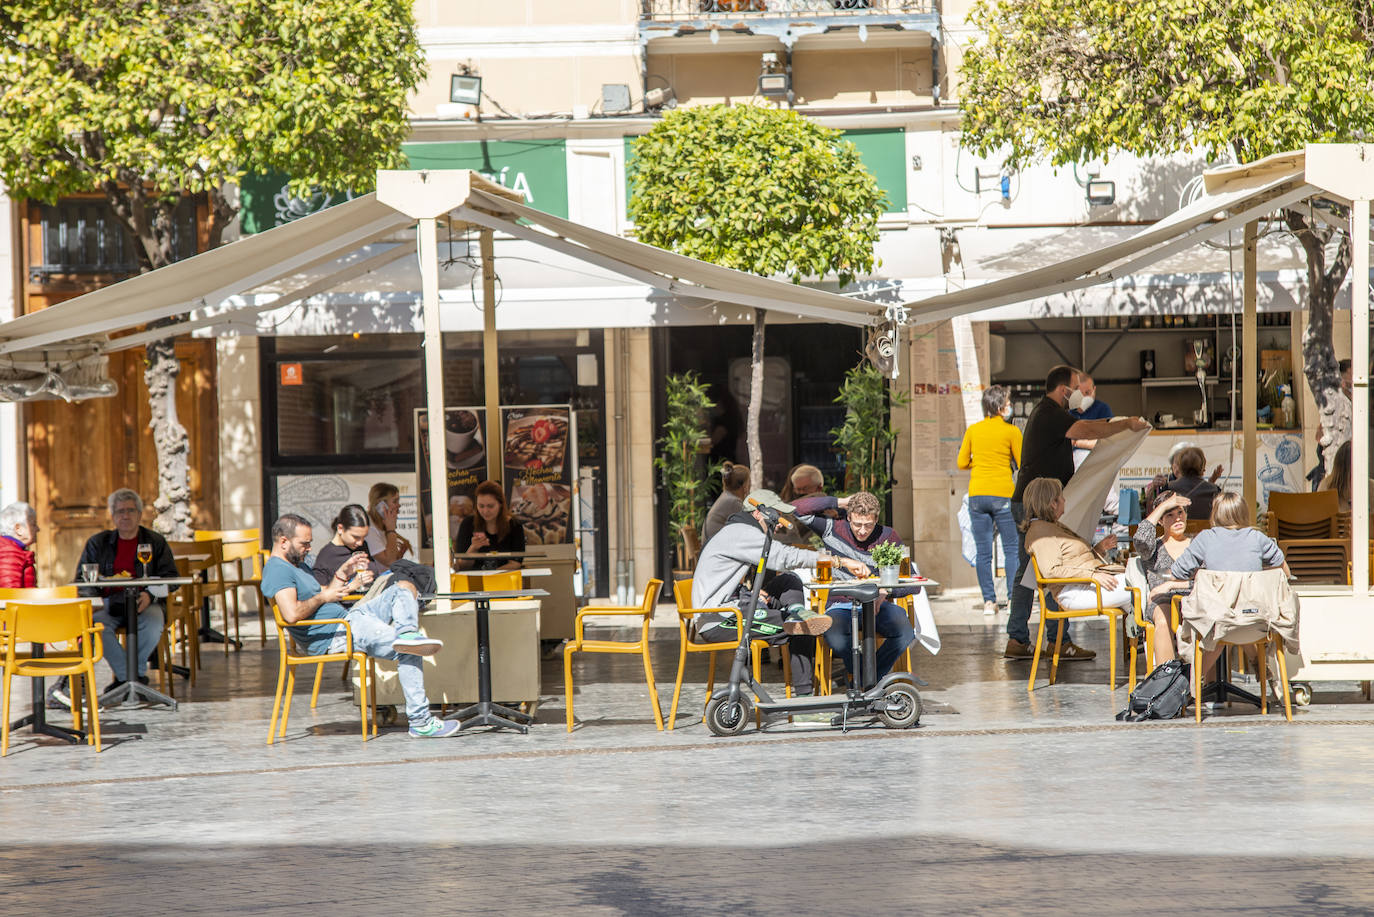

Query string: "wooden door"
[[27, 340, 221, 586]]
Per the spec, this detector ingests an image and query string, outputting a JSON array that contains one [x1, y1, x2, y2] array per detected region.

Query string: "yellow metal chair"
[[0, 586, 81, 667], [266, 598, 376, 745], [451, 570, 523, 593], [1028, 556, 1132, 691], [0, 599, 103, 755], [164, 544, 206, 682], [196, 529, 266, 647], [563, 579, 664, 732], [667, 578, 792, 730]]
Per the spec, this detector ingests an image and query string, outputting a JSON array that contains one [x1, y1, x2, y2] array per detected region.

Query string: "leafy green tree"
[[629, 104, 885, 488], [0, 0, 424, 535], [960, 0, 1374, 444]]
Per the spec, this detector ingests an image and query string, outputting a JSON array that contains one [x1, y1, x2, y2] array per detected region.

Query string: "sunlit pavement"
[[3, 599, 1373, 915]]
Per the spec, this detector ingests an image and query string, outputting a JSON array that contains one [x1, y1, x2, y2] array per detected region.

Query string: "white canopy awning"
[[900, 151, 1318, 325], [0, 170, 885, 365]]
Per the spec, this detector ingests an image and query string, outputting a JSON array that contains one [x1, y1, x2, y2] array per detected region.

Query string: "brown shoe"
[[784, 608, 833, 636], [1003, 638, 1036, 659], [1051, 641, 1096, 662]]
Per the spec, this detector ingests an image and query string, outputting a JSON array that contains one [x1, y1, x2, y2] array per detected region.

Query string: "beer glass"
[[899, 545, 911, 578], [815, 550, 833, 584], [137, 542, 152, 575]]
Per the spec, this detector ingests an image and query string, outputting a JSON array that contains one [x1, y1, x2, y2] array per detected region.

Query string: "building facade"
[[5, 0, 1330, 593]]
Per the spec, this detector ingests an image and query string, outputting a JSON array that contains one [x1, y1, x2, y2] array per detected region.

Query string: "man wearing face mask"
[[1069, 372, 1114, 422], [1004, 365, 1149, 662]]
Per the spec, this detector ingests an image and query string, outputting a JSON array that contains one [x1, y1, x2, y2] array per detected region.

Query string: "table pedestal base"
[[453, 701, 533, 734], [101, 680, 178, 710], [8, 712, 84, 744]]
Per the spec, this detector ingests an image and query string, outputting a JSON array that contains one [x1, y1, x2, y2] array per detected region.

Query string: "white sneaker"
[[393, 630, 443, 655], [983, 602, 998, 616]]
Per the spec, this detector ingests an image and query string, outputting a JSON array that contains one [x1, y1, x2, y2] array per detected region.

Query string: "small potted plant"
[[869, 542, 905, 586]]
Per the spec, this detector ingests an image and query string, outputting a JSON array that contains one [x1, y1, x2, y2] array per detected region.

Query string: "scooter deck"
[[755, 695, 870, 714]]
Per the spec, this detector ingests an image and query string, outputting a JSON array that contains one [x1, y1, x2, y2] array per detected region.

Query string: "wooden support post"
[[420, 217, 451, 608], [1242, 220, 1258, 516], [481, 229, 502, 486], [1352, 199, 1370, 595]]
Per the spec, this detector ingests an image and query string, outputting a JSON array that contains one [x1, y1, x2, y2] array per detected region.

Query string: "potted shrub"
[[655, 371, 717, 578], [870, 542, 905, 586], [831, 362, 907, 505]]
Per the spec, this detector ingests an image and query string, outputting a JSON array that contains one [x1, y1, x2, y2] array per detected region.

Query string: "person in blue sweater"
[[790, 490, 916, 688]]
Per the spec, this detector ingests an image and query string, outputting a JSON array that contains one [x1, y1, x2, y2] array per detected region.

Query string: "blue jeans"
[[94, 602, 165, 682], [329, 587, 431, 727], [968, 494, 1020, 604], [1007, 502, 1069, 647], [824, 600, 916, 681]]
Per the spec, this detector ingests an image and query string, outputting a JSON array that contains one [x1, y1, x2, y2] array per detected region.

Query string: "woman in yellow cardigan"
[[957, 386, 1023, 615]]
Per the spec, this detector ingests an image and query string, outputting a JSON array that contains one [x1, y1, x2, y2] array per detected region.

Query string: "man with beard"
[[261, 513, 460, 738]]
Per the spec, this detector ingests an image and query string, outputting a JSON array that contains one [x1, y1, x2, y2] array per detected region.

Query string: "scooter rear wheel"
[[876, 683, 921, 729], [705, 695, 752, 736]]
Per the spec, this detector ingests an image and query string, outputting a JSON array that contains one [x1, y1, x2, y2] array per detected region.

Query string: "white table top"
[[802, 576, 938, 591]]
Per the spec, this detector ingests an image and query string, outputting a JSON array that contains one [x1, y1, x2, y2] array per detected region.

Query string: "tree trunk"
[[101, 180, 206, 540], [145, 333, 193, 538], [747, 308, 766, 489], [1285, 209, 1352, 453]]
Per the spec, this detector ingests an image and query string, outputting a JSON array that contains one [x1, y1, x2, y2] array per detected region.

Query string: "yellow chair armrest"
[[573, 606, 652, 642]]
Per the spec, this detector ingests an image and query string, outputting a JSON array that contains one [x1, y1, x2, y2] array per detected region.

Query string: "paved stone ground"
[[3, 598, 1374, 915]]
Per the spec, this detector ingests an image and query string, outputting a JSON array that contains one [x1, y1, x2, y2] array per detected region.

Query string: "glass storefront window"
[[275, 359, 425, 457]]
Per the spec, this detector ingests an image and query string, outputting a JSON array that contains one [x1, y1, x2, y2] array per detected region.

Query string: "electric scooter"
[[703, 506, 923, 736]]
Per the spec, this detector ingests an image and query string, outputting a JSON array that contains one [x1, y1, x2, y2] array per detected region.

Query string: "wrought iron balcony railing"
[[641, 0, 933, 21]]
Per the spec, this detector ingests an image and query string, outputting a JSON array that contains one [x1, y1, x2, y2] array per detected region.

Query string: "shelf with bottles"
[[1084, 313, 1291, 332]]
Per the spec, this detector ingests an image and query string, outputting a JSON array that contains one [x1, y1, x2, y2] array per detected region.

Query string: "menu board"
[[502, 406, 576, 547], [415, 406, 488, 549], [415, 404, 579, 550], [908, 319, 990, 476]]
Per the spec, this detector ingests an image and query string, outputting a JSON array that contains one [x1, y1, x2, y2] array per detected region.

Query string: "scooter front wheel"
[[705, 694, 752, 736], [876, 683, 921, 729]]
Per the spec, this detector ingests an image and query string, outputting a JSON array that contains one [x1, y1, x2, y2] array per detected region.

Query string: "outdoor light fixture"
[[450, 73, 482, 106], [1086, 179, 1116, 206], [758, 51, 790, 99]]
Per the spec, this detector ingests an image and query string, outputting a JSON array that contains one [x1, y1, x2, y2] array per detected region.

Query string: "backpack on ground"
[[1116, 659, 1190, 721]]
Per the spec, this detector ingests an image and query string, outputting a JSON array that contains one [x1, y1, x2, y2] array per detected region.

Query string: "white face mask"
[[1078, 394, 1094, 411], [1067, 388, 1086, 412], [1000, 406, 1013, 420]]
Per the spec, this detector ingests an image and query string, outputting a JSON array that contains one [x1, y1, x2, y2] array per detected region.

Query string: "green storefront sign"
[[623, 126, 907, 215], [239, 138, 569, 235]]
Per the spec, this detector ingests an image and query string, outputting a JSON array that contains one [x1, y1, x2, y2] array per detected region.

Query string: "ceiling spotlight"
[[450, 72, 482, 106]]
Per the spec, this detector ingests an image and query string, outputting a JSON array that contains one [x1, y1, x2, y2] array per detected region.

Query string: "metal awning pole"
[[1242, 221, 1258, 515], [420, 216, 452, 606], [481, 229, 502, 485], [1352, 199, 1370, 595]]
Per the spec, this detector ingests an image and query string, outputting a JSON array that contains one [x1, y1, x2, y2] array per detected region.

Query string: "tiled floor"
[[2, 598, 1373, 915]]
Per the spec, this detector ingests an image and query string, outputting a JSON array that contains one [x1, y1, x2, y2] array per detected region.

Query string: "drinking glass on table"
[[815, 549, 833, 584], [137, 542, 152, 576], [80, 563, 99, 583], [899, 545, 911, 578]]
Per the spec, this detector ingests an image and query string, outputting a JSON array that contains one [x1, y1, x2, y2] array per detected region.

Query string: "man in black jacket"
[[76, 488, 180, 693]]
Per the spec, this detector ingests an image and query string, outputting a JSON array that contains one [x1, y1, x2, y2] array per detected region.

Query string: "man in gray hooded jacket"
[[691, 490, 867, 695]]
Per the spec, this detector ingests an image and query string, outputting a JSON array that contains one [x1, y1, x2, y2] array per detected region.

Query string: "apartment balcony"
[[640, 0, 938, 44]]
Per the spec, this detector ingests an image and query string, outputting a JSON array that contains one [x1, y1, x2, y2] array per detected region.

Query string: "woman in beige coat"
[[1022, 477, 1134, 615]]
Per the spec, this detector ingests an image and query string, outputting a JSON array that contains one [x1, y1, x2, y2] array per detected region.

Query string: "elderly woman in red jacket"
[[0, 502, 38, 588]]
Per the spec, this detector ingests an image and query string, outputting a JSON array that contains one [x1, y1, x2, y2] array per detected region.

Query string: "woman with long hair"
[[311, 504, 381, 587], [957, 384, 1022, 615], [1318, 440, 1371, 513], [1132, 491, 1194, 663], [365, 482, 413, 566], [702, 462, 750, 543], [454, 480, 524, 571]]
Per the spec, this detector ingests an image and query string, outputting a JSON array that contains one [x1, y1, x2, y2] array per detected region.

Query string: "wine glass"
[[137, 542, 152, 577]]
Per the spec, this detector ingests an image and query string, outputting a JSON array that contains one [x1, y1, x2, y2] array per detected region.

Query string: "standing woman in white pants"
[[1021, 477, 1134, 613]]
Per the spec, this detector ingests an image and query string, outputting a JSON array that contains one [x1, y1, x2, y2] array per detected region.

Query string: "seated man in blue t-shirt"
[[261, 513, 460, 738]]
